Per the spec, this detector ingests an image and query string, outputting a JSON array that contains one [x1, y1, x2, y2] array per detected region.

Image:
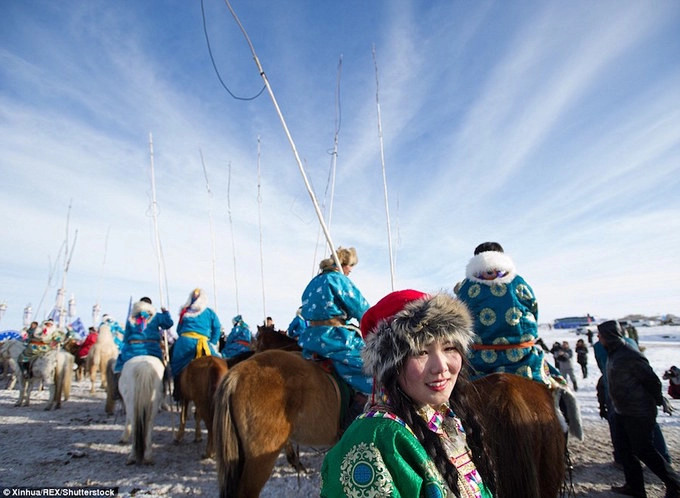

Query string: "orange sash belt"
[[471, 339, 535, 351]]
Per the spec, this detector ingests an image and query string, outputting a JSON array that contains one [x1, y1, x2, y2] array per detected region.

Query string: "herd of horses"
[[0, 322, 583, 498]]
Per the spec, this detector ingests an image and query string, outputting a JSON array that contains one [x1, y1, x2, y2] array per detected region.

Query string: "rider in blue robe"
[[114, 297, 173, 373], [170, 288, 221, 399], [286, 307, 307, 340], [221, 315, 252, 359], [299, 247, 372, 395], [454, 242, 559, 386], [100, 314, 125, 351]]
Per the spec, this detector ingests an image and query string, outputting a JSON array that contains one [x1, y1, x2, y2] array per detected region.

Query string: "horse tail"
[[555, 385, 584, 440], [61, 353, 73, 401], [133, 361, 156, 463], [214, 371, 243, 498]]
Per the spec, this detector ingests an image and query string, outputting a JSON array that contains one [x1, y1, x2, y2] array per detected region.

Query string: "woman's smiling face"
[[398, 339, 463, 409]]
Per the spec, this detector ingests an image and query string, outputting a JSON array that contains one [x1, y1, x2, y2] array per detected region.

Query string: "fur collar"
[[465, 251, 516, 285], [180, 289, 208, 318], [129, 300, 156, 324]]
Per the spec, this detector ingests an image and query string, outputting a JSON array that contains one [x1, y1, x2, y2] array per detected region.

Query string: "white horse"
[[15, 349, 74, 410], [0, 339, 25, 389], [119, 355, 164, 465], [85, 322, 119, 394]]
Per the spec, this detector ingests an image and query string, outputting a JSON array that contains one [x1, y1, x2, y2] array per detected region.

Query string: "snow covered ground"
[[0, 325, 678, 497]]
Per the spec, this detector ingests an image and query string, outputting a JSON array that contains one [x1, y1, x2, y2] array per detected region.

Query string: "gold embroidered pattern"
[[467, 284, 481, 299], [479, 308, 496, 326], [490, 283, 506, 297], [339, 442, 393, 498], [504, 307, 522, 327]]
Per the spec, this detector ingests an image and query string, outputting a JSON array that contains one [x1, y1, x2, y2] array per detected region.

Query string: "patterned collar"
[[417, 404, 455, 434]]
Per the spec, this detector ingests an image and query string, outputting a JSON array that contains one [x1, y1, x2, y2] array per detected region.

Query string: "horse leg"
[[203, 416, 215, 460], [99, 359, 108, 389], [89, 361, 97, 394], [120, 407, 132, 444], [194, 405, 203, 443], [284, 442, 305, 473], [174, 399, 189, 443], [14, 371, 26, 406], [104, 359, 117, 415], [6, 358, 17, 390]]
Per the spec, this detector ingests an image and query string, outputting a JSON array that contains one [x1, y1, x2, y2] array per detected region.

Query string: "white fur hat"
[[360, 290, 474, 386]]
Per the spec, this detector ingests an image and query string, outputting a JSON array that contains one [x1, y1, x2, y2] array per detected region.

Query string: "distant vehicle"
[[553, 316, 597, 329]]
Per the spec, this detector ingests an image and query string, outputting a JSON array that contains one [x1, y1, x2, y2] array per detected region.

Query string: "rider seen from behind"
[[111, 297, 173, 397], [18, 319, 64, 376], [454, 242, 563, 388], [299, 246, 371, 425], [170, 288, 222, 401]]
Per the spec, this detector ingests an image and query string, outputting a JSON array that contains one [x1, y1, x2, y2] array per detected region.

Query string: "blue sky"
[[1, 1, 679, 332]]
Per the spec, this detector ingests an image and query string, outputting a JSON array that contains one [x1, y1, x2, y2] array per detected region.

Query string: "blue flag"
[[68, 317, 88, 341]]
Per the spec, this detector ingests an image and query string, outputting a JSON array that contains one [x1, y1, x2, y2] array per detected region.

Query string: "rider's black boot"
[[172, 376, 181, 402], [112, 372, 121, 400]]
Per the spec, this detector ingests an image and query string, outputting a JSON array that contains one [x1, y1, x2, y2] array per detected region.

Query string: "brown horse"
[[255, 325, 301, 353], [213, 350, 340, 498], [175, 355, 229, 459], [466, 373, 579, 498], [213, 354, 580, 498]]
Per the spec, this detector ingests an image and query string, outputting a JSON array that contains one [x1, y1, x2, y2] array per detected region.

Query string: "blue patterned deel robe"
[[221, 319, 252, 359], [170, 302, 221, 378], [454, 251, 552, 385], [299, 269, 372, 394], [286, 313, 307, 339], [100, 316, 125, 351], [114, 301, 174, 373]]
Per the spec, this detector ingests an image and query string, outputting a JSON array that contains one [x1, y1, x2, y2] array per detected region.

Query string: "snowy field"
[[0, 325, 678, 497]]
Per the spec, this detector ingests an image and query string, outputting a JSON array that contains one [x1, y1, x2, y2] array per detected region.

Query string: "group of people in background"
[[7, 239, 679, 498]]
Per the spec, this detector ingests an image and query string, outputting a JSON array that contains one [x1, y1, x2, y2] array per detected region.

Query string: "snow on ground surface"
[[0, 325, 678, 497]]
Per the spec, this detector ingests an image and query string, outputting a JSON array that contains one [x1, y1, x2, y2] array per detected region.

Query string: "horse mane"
[[255, 325, 301, 353]]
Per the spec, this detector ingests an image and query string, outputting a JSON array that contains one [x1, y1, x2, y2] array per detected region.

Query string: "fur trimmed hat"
[[360, 290, 474, 386]]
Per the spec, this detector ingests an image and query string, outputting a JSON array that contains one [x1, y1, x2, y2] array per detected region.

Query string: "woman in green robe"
[[321, 290, 493, 498]]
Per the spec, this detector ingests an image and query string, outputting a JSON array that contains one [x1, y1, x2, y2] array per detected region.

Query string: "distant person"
[[550, 341, 562, 366], [286, 307, 307, 340], [665, 366, 680, 400], [586, 328, 594, 345], [623, 322, 640, 346], [78, 326, 99, 363], [22, 321, 39, 342], [555, 341, 578, 391], [264, 316, 275, 329], [18, 319, 64, 375], [597, 320, 679, 498], [221, 315, 253, 360], [575, 338, 588, 379], [170, 288, 221, 401], [99, 314, 125, 351], [595, 329, 671, 467]]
